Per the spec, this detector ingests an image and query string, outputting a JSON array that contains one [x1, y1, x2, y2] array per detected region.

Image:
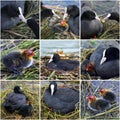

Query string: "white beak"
[[100, 57, 106, 65], [63, 7, 68, 20], [50, 84, 55, 96], [48, 54, 53, 63], [100, 49, 107, 65], [18, 7, 27, 23], [103, 13, 111, 21], [52, 10, 60, 19]]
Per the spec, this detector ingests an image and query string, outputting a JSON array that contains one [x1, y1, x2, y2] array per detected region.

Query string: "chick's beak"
[[60, 20, 67, 27]]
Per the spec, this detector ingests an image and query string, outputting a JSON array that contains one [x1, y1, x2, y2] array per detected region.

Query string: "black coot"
[[81, 3, 103, 39], [85, 41, 119, 79], [18, 102, 34, 117], [104, 12, 119, 22], [3, 86, 27, 113], [1, 1, 25, 30], [43, 82, 79, 114], [67, 5, 79, 35], [46, 53, 79, 71]]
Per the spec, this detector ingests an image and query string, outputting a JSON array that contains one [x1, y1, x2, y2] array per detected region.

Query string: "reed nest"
[[81, 81, 119, 119], [41, 53, 80, 80], [1, 81, 39, 119], [1, 40, 39, 80], [1, 1, 39, 39], [41, 81, 80, 119]]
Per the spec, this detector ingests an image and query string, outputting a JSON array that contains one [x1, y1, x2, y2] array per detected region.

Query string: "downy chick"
[[2, 49, 35, 75]]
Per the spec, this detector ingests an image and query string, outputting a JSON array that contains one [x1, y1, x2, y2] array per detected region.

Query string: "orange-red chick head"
[[87, 95, 97, 103], [23, 49, 35, 59], [60, 20, 67, 27], [86, 63, 95, 72], [100, 89, 109, 96]]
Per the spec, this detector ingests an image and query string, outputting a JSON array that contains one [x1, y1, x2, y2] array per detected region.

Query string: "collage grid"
[[0, 0, 120, 119]]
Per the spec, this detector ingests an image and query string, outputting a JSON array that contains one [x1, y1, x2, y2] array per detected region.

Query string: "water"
[[42, 0, 80, 7], [41, 40, 79, 57]]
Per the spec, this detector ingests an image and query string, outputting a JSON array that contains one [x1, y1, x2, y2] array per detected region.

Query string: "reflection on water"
[[41, 40, 79, 57]]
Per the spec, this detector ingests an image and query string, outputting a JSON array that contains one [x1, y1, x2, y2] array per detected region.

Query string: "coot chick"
[[46, 53, 79, 71], [100, 89, 116, 103], [3, 86, 27, 113], [86, 44, 119, 79], [1, 1, 25, 30], [2, 49, 35, 75], [18, 101, 34, 117], [66, 5, 79, 35], [43, 82, 79, 114], [81, 2, 103, 39], [103, 12, 119, 22], [87, 95, 110, 112]]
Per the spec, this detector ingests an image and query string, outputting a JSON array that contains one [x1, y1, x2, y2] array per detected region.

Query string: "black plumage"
[[46, 53, 79, 71], [18, 102, 34, 117], [67, 5, 79, 35], [3, 86, 27, 113], [2, 50, 35, 75], [81, 3, 103, 39], [27, 18, 39, 39]]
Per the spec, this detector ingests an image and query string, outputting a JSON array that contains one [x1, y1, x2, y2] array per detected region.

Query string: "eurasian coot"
[[3, 86, 27, 113], [2, 49, 35, 75], [103, 12, 119, 22], [46, 53, 79, 71], [66, 5, 79, 35], [100, 88, 116, 103], [85, 42, 119, 79], [81, 3, 103, 39], [43, 82, 79, 114], [1, 1, 25, 30], [18, 101, 34, 117]]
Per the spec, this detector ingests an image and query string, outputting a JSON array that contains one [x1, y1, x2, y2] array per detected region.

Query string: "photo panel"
[[41, 0, 80, 39], [1, 81, 39, 119], [1, 0, 39, 39], [1, 39, 39, 80], [41, 40, 80, 80], [81, 40, 119, 80], [81, 0, 119, 39], [41, 80, 80, 119], [81, 80, 119, 119]]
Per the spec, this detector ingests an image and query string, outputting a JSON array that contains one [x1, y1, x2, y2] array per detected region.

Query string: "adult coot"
[[2, 49, 35, 75], [103, 12, 119, 22], [81, 3, 103, 39], [46, 53, 79, 71], [3, 86, 27, 113], [43, 82, 79, 114], [18, 101, 34, 117], [1, 1, 25, 30], [85, 42, 119, 79], [66, 5, 79, 35]]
